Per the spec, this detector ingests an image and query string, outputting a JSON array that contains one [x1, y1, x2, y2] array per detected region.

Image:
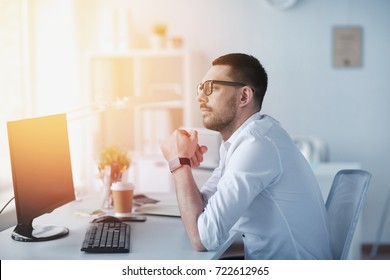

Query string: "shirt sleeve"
[[197, 130, 282, 250], [199, 161, 224, 203]]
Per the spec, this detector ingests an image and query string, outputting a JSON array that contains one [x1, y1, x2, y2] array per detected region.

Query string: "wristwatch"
[[168, 157, 191, 173]]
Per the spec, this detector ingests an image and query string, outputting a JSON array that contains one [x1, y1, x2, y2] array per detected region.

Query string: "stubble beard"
[[201, 96, 238, 133]]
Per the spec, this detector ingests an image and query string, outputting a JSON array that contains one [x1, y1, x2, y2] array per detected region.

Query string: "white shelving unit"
[[86, 49, 192, 193], [87, 49, 191, 152]]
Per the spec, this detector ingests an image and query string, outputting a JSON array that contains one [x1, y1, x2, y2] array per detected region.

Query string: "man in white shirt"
[[160, 53, 332, 259]]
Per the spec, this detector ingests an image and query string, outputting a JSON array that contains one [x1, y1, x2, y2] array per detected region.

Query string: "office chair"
[[325, 169, 371, 260], [369, 187, 390, 259]]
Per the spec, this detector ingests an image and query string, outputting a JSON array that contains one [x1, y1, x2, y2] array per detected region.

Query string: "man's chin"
[[201, 116, 210, 127], [202, 120, 218, 132]]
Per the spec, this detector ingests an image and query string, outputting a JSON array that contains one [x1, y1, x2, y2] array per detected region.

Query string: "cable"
[[0, 196, 15, 215]]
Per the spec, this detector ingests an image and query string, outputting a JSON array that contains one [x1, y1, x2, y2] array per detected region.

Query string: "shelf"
[[87, 48, 188, 59], [118, 95, 183, 107], [87, 48, 191, 155]]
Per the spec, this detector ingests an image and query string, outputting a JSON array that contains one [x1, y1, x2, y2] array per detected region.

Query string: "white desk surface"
[[0, 192, 239, 260]]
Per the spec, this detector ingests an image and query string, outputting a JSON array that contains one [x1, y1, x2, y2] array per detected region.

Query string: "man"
[[160, 53, 332, 259]]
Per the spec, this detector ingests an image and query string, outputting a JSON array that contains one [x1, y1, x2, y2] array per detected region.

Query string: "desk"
[[0, 193, 239, 260]]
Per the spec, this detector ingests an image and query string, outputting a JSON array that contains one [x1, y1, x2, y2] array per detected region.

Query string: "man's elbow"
[[191, 239, 207, 252]]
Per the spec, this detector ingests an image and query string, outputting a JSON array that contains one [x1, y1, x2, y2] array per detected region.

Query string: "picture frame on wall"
[[333, 26, 362, 68]]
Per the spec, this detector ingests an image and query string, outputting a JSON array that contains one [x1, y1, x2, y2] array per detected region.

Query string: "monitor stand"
[[11, 222, 69, 242]]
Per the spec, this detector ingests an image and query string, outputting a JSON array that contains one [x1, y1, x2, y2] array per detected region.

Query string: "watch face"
[[169, 158, 180, 171], [169, 158, 190, 173]]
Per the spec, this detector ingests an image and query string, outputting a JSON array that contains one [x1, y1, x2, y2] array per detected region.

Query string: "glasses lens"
[[204, 81, 212, 96], [197, 81, 211, 96], [197, 83, 202, 96]]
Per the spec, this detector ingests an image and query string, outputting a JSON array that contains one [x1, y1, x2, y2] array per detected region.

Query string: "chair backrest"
[[325, 169, 371, 259]]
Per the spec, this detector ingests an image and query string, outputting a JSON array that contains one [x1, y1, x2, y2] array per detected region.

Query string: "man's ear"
[[239, 86, 254, 107]]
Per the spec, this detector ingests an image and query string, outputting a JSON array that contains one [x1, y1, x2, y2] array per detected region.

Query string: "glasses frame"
[[197, 80, 248, 96]]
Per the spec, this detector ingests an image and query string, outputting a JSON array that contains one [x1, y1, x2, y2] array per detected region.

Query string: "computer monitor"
[[7, 113, 75, 242]]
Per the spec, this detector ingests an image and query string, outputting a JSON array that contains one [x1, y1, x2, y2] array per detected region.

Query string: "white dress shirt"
[[197, 113, 332, 259]]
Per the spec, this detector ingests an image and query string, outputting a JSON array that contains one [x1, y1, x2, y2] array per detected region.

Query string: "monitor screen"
[[7, 113, 75, 241]]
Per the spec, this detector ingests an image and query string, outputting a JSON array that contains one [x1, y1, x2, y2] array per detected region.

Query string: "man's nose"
[[196, 91, 207, 104]]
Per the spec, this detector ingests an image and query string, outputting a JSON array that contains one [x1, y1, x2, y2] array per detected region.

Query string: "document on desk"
[[134, 203, 181, 217]]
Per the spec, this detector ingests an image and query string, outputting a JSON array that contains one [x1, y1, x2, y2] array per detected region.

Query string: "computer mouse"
[[92, 215, 122, 223]]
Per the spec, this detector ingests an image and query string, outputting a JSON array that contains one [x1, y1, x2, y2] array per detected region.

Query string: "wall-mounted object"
[[265, 0, 299, 10], [333, 26, 362, 68]]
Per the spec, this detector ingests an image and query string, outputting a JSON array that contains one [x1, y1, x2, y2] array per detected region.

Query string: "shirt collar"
[[222, 111, 263, 151]]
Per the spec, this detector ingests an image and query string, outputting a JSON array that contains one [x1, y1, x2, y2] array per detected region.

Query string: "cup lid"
[[111, 182, 134, 191]]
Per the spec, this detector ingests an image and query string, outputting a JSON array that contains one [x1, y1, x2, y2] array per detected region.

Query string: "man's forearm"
[[172, 165, 206, 251]]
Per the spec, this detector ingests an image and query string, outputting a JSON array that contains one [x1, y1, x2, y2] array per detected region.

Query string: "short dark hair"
[[212, 53, 268, 110]]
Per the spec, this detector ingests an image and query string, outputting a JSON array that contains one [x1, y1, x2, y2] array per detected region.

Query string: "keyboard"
[[81, 222, 130, 253]]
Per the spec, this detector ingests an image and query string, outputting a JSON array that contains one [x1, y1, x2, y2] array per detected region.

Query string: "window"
[[0, 0, 86, 194], [0, 0, 24, 188]]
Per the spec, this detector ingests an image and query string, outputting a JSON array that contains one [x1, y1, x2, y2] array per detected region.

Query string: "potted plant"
[[98, 145, 130, 208]]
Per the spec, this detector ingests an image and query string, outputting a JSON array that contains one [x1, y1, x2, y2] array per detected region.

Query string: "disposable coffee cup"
[[111, 182, 134, 217]]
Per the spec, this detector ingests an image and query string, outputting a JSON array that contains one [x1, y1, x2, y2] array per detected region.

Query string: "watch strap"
[[168, 157, 191, 173]]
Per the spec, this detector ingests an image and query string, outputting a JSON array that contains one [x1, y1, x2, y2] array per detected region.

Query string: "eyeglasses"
[[197, 80, 247, 96]]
